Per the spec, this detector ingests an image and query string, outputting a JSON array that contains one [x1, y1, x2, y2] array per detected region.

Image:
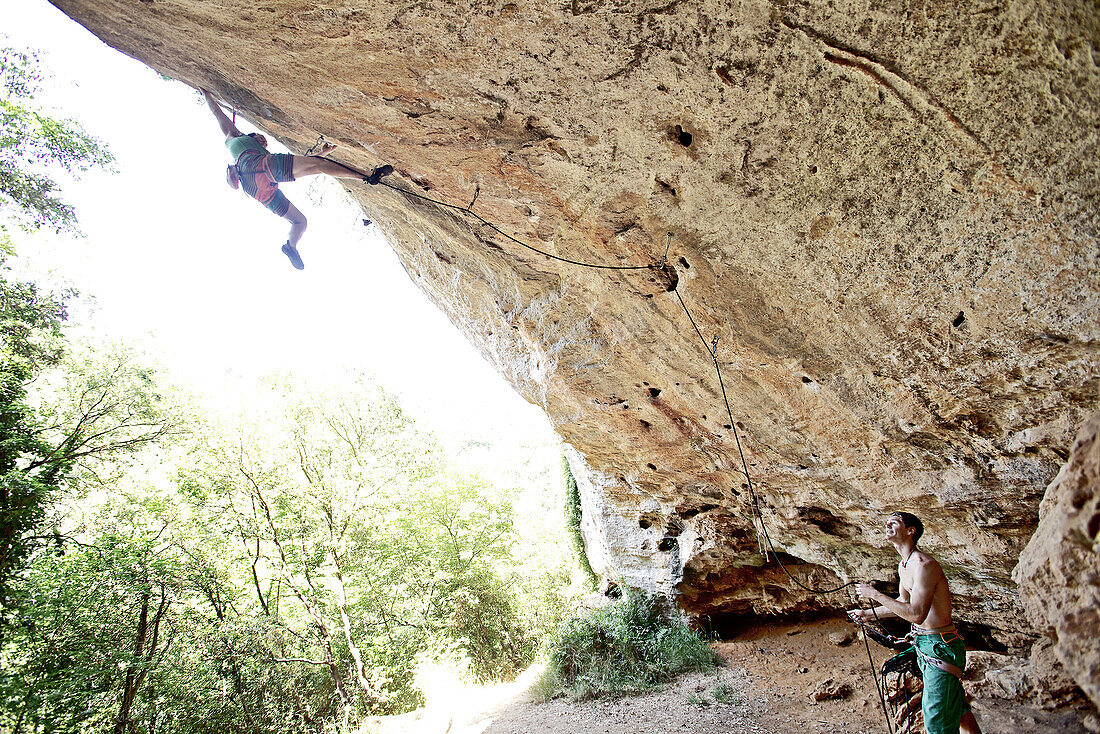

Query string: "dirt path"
[[365, 617, 1094, 734]]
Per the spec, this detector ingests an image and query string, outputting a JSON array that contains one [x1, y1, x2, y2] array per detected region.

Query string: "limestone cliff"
[[53, 0, 1098, 652], [1015, 413, 1100, 709]]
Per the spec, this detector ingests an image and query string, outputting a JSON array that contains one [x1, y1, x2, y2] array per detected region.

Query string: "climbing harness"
[[855, 615, 974, 734]]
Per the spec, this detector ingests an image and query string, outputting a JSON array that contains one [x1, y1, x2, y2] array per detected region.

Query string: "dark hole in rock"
[[679, 257, 690, 268], [647, 463, 657, 471], [741, 483, 748, 490], [736, 422, 745, 429], [811, 165, 818, 174], [724, 424, 732, 430], [640, 419, 652, 429], [655, 262, 679, 291], [953, 311, 966, 328], [657, 537, 677, 551], [670, 124, 693, 147], [797, 464, 808, 470], [639, 518, 652, 529], [702, 415, 707, 420], [955, 620, 1009, 653], [649, 387, 662, 398], [1088, 512, 1100, 540], [800, 507, 852, 538], [680, 504, 718, 520], [802, 376, 813, 383], [643, 381, 649, 386]]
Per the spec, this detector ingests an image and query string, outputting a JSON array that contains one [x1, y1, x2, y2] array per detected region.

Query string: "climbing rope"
[[377, 179, 655, 271], [319, 139, 861, 593], [307, 136, 653, 271], [672, 283, 858, 596], [857, 610, 896, 734]]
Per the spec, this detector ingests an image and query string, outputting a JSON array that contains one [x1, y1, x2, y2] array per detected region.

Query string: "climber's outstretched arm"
[[202, 88, 241, 140]]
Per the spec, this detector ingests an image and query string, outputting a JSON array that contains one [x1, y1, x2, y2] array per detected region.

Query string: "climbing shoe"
[[226, 164, 240, 190], [281, 242, 304, 270], [365, 164, 394, 185]]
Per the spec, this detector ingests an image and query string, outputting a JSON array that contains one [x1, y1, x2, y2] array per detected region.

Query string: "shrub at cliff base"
[[535, 591, 719, 700]]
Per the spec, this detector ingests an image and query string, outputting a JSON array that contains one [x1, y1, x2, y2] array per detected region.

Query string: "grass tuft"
[[711, 681, 736, 704]]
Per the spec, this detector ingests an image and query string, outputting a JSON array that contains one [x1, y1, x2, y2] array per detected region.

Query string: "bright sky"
[[3, 0, 556, 458]]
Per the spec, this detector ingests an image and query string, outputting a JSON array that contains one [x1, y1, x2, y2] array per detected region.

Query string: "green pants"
[[914, 634, 968, 734]]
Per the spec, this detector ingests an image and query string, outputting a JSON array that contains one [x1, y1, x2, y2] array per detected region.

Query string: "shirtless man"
[[202, 88, 392, 270], [848, 512, 981, 734]]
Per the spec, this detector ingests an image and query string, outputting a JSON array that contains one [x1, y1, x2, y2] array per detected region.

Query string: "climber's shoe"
[[365, 164, 394, 185], [281, 242, 304, 270], [226, 164, 240, 190]]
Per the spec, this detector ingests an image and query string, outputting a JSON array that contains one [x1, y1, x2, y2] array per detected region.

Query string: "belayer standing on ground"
[[848, 512, 982, 734], [201, 88, 392, 270]]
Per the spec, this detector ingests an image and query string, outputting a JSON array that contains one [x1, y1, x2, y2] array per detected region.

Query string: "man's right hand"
[[847, 608, 871, 623]]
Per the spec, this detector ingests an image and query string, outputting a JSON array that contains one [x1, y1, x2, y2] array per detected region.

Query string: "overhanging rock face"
[[53, 0, 1099, 642]]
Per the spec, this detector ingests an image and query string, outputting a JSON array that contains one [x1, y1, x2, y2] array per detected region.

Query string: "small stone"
[[810, 678, 854, 701], [828, 630, 857, 647]]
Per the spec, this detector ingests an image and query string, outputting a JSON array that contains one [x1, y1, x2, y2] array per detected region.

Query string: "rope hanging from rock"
[[315, 138, 859, 594]]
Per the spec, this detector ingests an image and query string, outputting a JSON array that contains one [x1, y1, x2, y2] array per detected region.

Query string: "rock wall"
[[51, 0, 1099, 645], [1015, 413, 1100, 708]]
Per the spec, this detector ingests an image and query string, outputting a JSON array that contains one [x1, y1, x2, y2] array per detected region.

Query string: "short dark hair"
[[891, 512, 924, 544]]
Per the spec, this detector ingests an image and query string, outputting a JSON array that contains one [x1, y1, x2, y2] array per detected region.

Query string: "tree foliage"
[[2, 369, 571, 732], [0, 260, 71, 605], [563, 455, 598, 591], [0, 311, 175, 619], [0, 47, 114, 233]]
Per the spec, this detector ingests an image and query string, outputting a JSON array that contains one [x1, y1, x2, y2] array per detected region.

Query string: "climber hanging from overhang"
[[202, 88, 393, 270]]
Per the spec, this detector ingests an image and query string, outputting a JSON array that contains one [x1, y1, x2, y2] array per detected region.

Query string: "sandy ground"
[[362, 617, 1095, 734]]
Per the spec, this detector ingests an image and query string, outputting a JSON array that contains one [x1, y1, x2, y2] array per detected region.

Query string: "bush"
[[537, 590, 719, 700]]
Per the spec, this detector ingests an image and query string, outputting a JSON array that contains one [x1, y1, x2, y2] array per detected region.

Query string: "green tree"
[[0, 335, 175, 619], [0, 47, 114, 233], [4, 368, 562, 732], [0, 260, 70, 611], [1, 491, 183, 734], [180, 375, 534, 718]]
